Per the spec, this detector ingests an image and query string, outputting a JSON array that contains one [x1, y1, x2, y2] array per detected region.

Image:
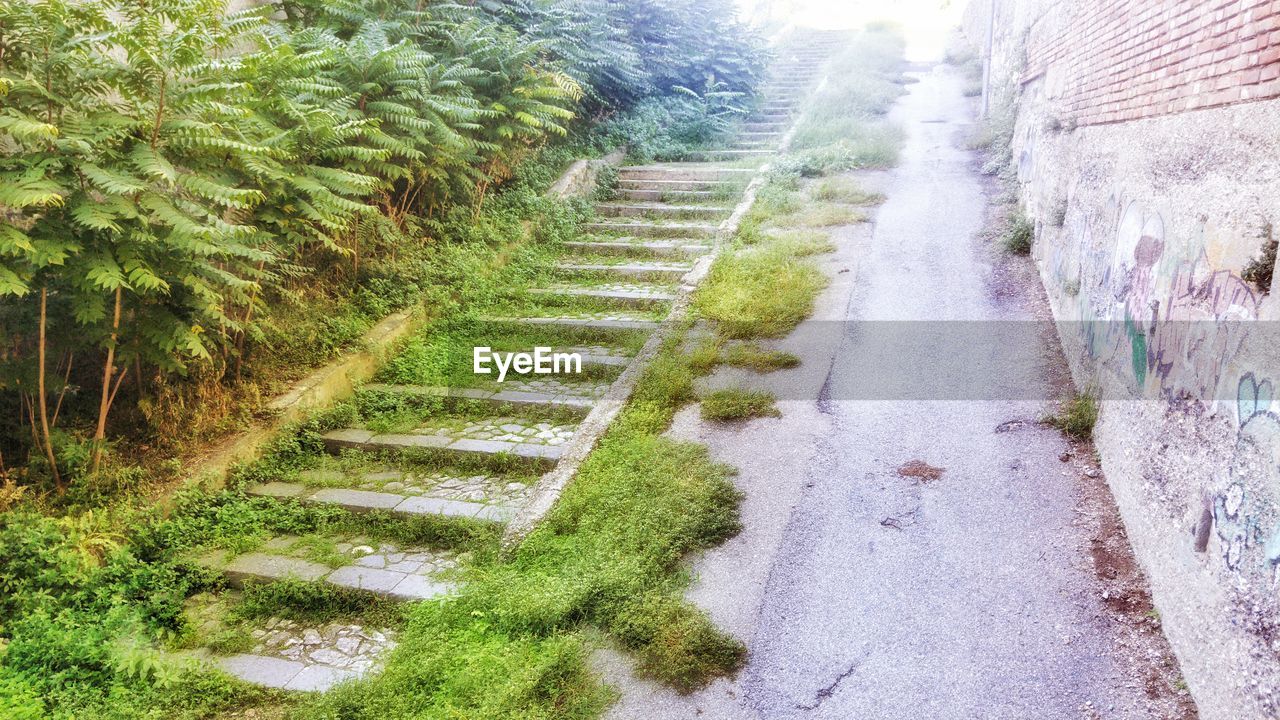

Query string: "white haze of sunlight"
[[737, 0, 965, 62]]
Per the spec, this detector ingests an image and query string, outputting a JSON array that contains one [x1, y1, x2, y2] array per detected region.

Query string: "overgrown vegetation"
[[0, 0, 763, 499], [1046, 392, 1099, 440], [781, 26, 906, 176], [1002, 213, 1035, 255], [1243, 227, 1277, 293]]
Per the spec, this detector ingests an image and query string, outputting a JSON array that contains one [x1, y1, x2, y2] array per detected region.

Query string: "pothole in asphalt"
[[994, 419, 1031, 433], [896, 459, 945, 482]]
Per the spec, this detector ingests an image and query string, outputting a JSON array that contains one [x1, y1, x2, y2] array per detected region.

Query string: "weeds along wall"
[[962, 1, 1280, 718]]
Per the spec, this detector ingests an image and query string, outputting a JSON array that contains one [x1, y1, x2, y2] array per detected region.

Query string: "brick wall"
[[1023, 0, 1280, 125]]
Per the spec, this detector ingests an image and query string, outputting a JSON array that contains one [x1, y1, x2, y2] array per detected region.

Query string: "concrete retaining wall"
[[963, 2, 1280, 718]]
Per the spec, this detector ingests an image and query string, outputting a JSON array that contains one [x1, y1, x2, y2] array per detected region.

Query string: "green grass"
[[699, 389, 781, 421], [1046, 392, 1098, 440], [811, 176, 885, 205], [1002, 213, 1035, 255], [784, 28, 907, 177], [696, 241, 827, 339]]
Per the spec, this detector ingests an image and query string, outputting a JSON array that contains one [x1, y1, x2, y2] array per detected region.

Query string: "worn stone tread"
[[528, 285, 679, 305], [246, 482, 516, 522], [322, 428, 566, 467], [580, 220, 718, 238], [359, 383, 595, 414], [561, 239, 711, 257]]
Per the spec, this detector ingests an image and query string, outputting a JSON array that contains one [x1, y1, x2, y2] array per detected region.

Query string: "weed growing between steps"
[[285, 333, 745, 718]]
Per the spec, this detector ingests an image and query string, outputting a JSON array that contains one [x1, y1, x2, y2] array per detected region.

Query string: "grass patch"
[[811, 176, 885, 205], [700, 389, 781, 421], [770, 203, 866, 228], [1002, 213, 1035, 255], [785, 28, 907, 177], [696, 241, 827, 339], [1046, 392, 1098, 440]]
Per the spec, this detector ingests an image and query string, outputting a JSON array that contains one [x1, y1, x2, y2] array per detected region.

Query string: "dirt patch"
[[896, 459, 945, 482], [1070, 437, 1200, 718]]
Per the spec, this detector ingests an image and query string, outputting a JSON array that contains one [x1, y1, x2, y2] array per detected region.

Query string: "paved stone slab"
[[321, 428, 375, 450], [217, 654, 304, 688], [389, 574, 454, 601], [309, 488, 404, 513], [285, 664, 360, 692], [360, 384, 593, 415], [447, 437, 565, 462], [394, 495, 503, 520], [247, 482, 307, 498], [326, 565, 407, 594], [223, 553, 330, 588]]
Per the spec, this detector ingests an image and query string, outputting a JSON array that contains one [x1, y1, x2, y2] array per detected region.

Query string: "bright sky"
[[738, 0, 965, 61]]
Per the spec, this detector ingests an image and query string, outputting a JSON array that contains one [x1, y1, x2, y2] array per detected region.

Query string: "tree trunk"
[[36, 287, 62, 491], [91, 286, 123, 475]]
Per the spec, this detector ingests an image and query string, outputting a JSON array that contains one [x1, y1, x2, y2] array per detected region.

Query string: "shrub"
[[1002, 213, 1035, 255]]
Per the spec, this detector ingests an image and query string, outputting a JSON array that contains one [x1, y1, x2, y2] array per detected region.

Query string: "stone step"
[[216, 653, 360, 693], [743, 122, 788, 132], [738, 131, 784, 139], [481, 315, 663, 332], [247, 480, 517, 522], [323, 427, 566, 468], [247, 479, 517, 522], [681, 149, 774, 162], [615, 188, 719, 203], [593, 203, 727, 220], [201, 546, 456, 602], [617, 178, 741, 192], [529, 285, 678, 307], [360, 383, 596, 415], [555, 260, 693, 280], [618, 165, 756, 181], [582, 220, 718, 238], [563, 239, 711, 258], [731, 140, 777, 149]]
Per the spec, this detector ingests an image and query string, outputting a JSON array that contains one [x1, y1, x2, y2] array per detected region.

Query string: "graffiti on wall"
[[1050, 194, 1279, 589]]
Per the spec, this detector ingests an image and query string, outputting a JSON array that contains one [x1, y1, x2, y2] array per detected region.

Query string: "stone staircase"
[[193, 31, 846, 693]]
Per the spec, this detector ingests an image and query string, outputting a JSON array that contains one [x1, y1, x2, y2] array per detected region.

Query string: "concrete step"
[[247, 480, 517, 522], [199, 544, 456, 602], [617, 178, 741, 192], [743, 122, 788, 132], [555, 260, 693, 280], [738, 131, 784, 139], [618, 165, 756, 181], [581, 220, 718, 238], [481, 314, 663, 332], [563, 239, 711, 258], [358, 383, 596, 415], [593, 203, 727, 220], [615, 188, 720, 202], [529, 285, 678, 307], [323, 427, 566, 468], [680, 149, 774, 162]]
